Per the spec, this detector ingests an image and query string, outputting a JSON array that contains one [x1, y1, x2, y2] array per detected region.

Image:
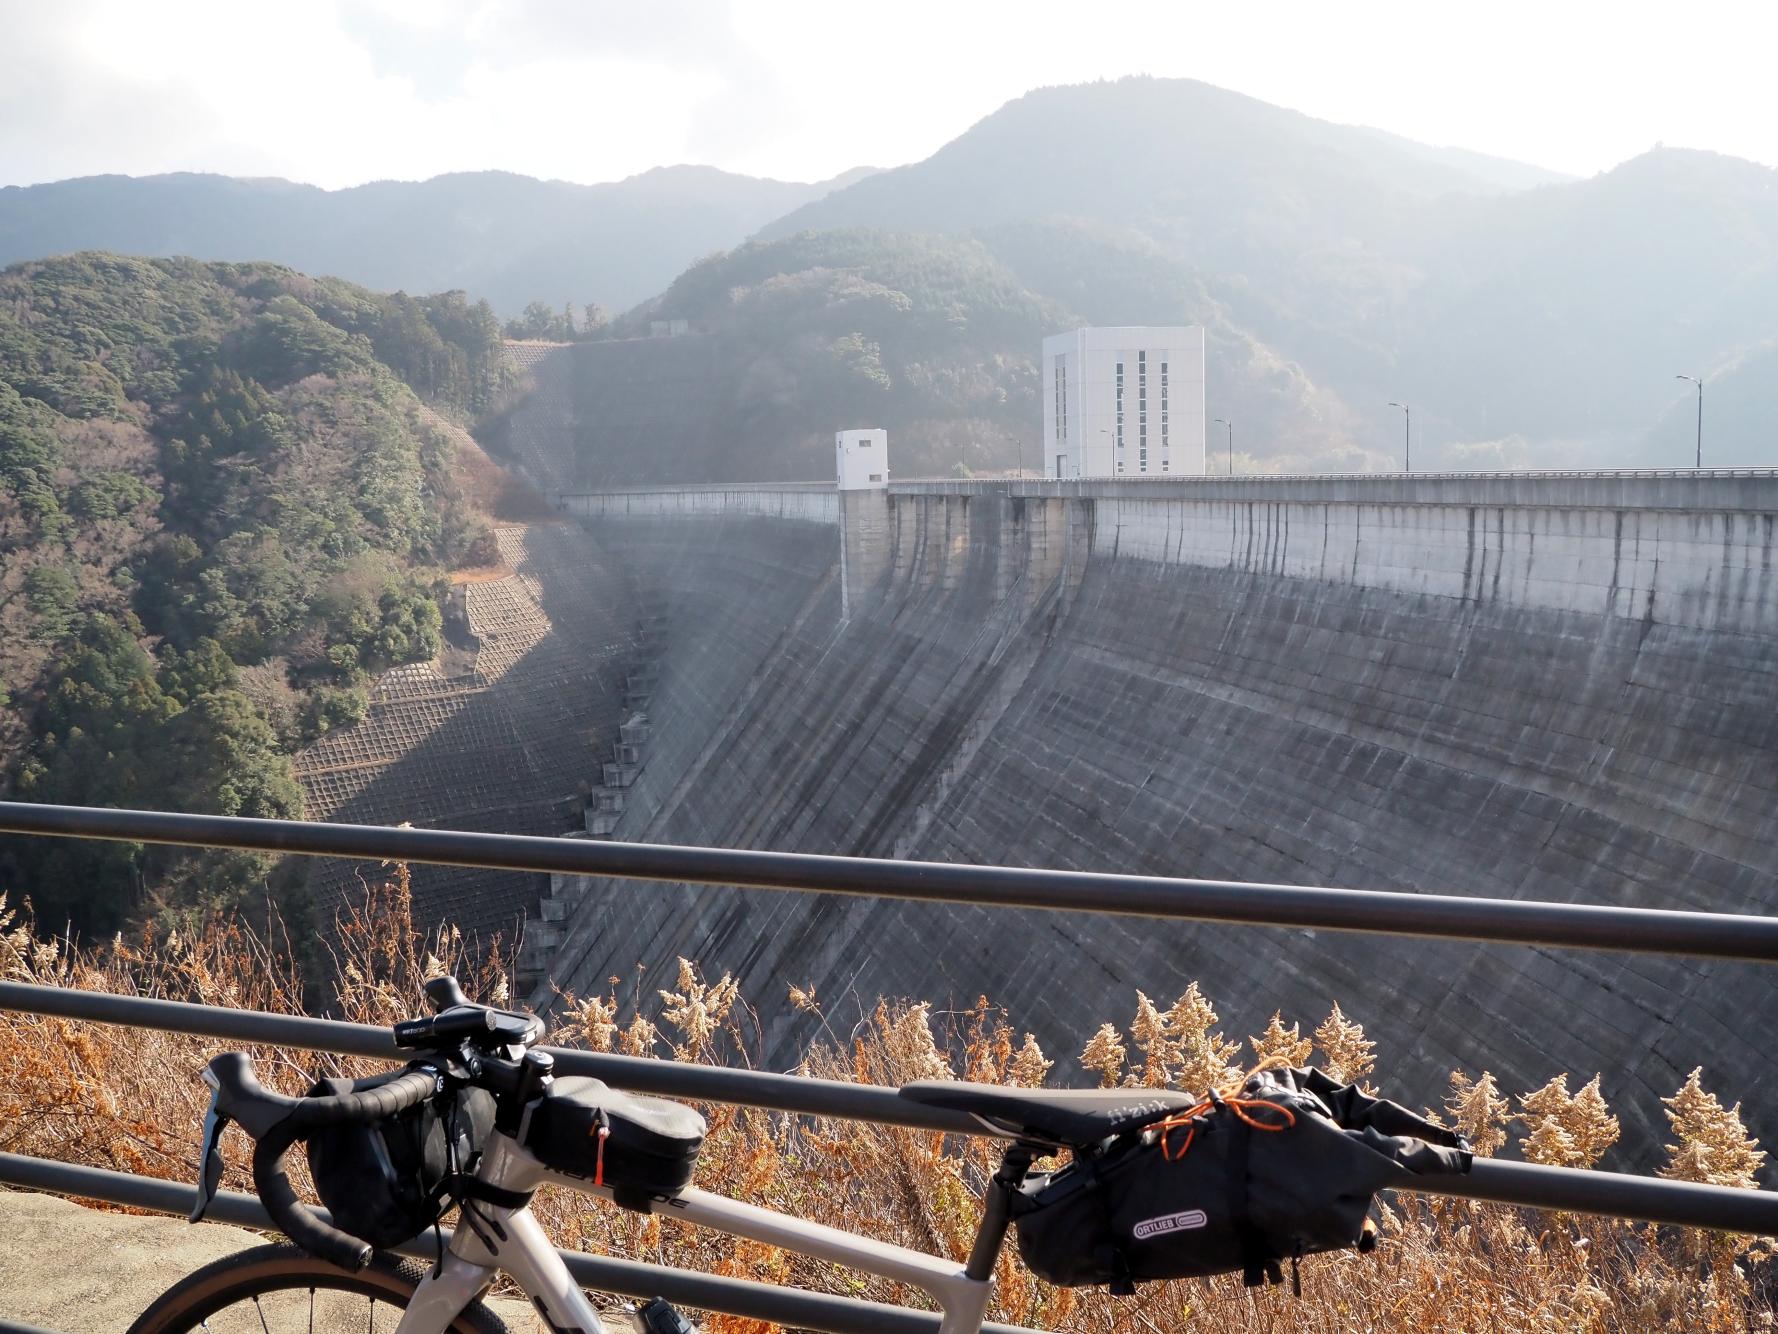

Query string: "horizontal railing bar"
[[1442, 1158, 1778, 1233], [0, 1155, 1037, 1334], [5, 980, 1777, 1235], [4, 802, 1778, 962], [0, 981, 975, 1132]]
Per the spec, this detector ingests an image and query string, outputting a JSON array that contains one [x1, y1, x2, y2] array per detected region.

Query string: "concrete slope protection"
[[294, 522, 639, 943], [541, 474, 1778, 1163]]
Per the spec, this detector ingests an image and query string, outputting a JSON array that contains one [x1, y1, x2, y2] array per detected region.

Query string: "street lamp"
[[1675, 375, 1703, 468], [1213, 418, 1233, 475], [1387, 402, 1411, 473], [1005, 433, 1023, 479]]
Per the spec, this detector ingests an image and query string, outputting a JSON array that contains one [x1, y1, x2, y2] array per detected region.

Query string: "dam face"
[[535, 470, 1778, 1157]]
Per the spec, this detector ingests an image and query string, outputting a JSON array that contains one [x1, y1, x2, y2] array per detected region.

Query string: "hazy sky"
[[5, 0, 1776, 190]]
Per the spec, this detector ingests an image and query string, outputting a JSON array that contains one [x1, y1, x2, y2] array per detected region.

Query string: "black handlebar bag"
[[305, 1069, 495, 1249], [1012, 1066, 1471, 1293]]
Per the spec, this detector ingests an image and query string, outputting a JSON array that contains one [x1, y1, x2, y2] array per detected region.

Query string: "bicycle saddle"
[[900, 1080, 1199, 1147]]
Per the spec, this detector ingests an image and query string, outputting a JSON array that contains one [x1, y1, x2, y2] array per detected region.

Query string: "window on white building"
[[1138, 351, 1148, 471], [1115, 360, 1125, 456], [1054, 360, 1067, 442]]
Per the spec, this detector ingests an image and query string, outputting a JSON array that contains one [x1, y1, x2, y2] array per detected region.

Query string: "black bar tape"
[[252, 1119, 372, 1271], [287, 1067, 440, 1129]]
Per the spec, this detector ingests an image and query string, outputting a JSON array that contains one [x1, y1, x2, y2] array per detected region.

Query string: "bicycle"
[[130, 977, 1203, 1333]]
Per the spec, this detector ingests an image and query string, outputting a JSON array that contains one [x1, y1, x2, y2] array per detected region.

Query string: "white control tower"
[[835, 429, 889, 490]]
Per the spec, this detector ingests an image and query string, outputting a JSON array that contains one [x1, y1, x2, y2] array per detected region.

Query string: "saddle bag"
[[306, 1069, 495, 1250], [1012, 1066, 1470, 1293], [521, 1076, 706, 1208]]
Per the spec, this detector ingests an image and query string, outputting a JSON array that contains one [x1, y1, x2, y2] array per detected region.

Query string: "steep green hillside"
[[0, 253, 509, 931], [0, 166, 871, 317]]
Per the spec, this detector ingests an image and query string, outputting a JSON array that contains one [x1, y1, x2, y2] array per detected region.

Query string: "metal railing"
[[4, 977, 1776, 1238], [5, 802, 1777, 962], [558, 480, 838, 495], [4, 800, 1778, 1330], [555, 470, 1778, 488]]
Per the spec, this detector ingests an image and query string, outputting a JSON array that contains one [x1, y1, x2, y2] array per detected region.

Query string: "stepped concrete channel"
[[534, 470, 1778, 1164]]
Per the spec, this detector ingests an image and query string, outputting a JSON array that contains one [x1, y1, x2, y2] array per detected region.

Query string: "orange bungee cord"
[[1150, 1091, 1297, 1161]]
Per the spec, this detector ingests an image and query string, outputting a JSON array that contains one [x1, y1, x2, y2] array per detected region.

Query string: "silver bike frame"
[[395, 1130, 998, 1334]]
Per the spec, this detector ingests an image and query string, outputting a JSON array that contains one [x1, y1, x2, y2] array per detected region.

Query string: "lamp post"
[[1387, 402, 1411, 473], [1006, 434, 1023, 479], [1213, 418, 1233, 475], [1675, 375, 1703, 468]]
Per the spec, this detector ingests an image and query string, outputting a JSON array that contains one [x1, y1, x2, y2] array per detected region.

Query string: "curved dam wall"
[[540, 473, 1778, 1162]]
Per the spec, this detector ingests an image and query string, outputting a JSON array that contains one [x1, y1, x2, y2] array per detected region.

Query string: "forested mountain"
[[754, 79, 1778, 469], [0, 252, 509, 931], [546, 223, 1358, 482], [6, 78, 1774, 488], [513, 230, 1066, 483], [0, 166, 871, 317]]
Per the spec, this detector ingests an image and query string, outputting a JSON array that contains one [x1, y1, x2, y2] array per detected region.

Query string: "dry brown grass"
[[1, 878, 1774, 1333], [419, 402, 559, 529]]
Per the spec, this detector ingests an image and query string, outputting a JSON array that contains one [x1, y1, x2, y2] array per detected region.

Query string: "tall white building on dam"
[[1042, 326, 1206, 478]]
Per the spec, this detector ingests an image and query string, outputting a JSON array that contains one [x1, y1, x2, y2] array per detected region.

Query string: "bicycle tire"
[[126, 1242, 514, 1333]]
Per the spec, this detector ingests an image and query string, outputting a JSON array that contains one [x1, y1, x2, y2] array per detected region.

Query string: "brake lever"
[[190, 1067, 230, 1224]]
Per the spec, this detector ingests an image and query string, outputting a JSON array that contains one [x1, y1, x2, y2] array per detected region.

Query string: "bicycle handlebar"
[[207, 1051, 442, 1271]]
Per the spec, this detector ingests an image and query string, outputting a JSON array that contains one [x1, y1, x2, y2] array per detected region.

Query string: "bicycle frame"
[[397, 1129, 1003, 1334]]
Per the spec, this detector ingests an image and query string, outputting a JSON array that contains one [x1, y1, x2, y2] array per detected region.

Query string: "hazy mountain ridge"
[[1345, 127, 1572, 193], [757, 79, 1778, 468], [7, 77, 1775, 470], [0, 164, 872, 317], [758, 79, 1557, 256]]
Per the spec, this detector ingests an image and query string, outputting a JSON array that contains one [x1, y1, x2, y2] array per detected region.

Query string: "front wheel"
[[128, 1242, 513, 1333]]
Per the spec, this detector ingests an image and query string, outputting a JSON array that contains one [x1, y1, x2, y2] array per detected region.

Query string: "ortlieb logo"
[[1132, 1208, 1208, 1239]]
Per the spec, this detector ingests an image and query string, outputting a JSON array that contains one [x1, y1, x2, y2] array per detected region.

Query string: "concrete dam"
[[297, 344, 1778, 1160], [504, 467, 1778, 1156]]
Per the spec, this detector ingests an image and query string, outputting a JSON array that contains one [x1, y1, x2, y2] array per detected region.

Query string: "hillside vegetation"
[[553, 224, 1358, 482], [589, 229, 1065, 481], [0, 881, 1770, 1332], [0, 252, 511, 932]]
